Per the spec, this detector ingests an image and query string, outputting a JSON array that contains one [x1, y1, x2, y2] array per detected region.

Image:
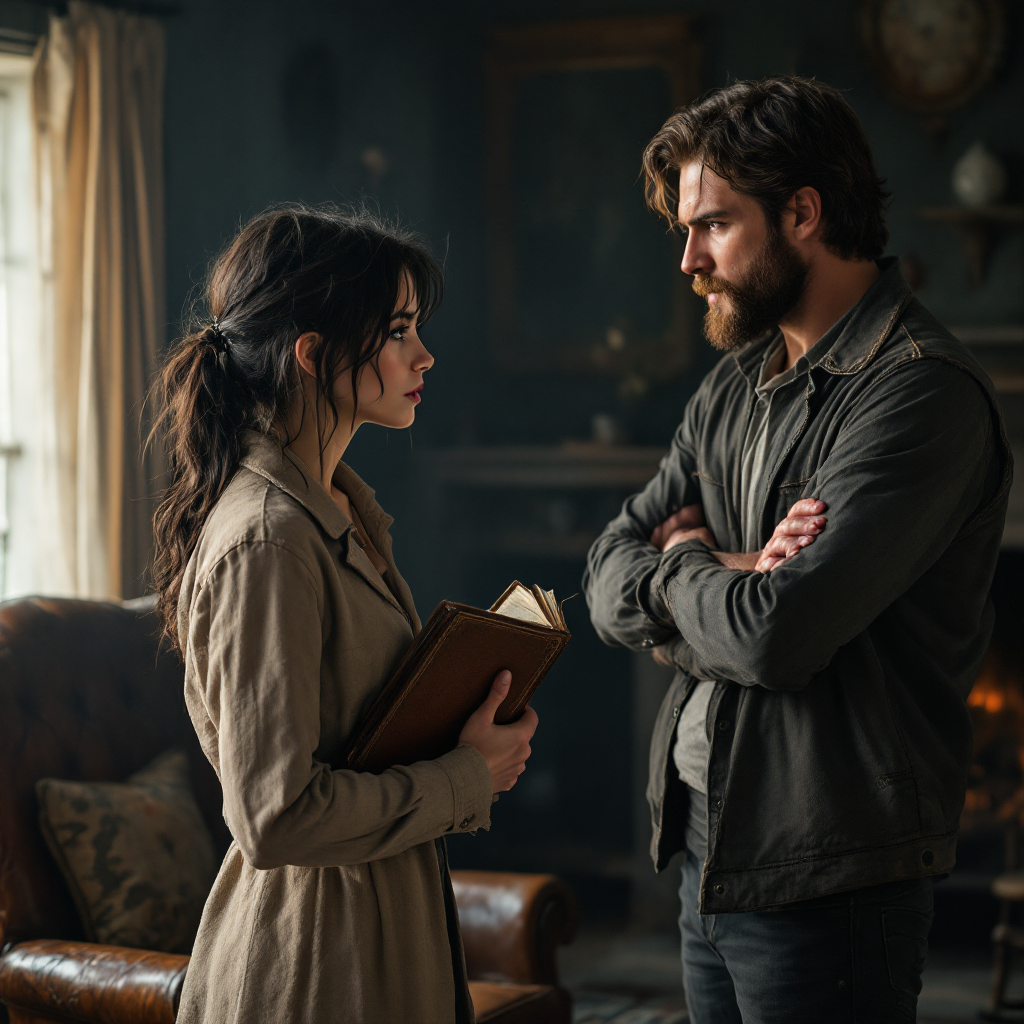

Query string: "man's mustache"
[[691, 275, 739, 299]]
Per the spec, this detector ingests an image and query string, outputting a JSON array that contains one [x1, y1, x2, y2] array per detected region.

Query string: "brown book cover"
[[344, 586, 571, 774]]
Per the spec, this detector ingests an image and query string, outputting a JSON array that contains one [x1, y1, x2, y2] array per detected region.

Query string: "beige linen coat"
[[176, 430, 494, 1024]]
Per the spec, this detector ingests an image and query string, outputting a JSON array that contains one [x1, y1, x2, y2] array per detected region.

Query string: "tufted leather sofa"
[[0, 596, 577, 1024]]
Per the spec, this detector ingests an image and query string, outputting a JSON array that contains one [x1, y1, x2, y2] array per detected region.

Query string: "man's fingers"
[[787, 498, 827, 518], [763, 533, 814, 559], [674, 503, 706, 528], [775, 515, 826, 537], [665, 526, 717, 551]]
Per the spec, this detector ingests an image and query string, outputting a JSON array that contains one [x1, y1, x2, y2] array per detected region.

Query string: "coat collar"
[[238, 430, 418, 627], [732, 257, 913, 383]]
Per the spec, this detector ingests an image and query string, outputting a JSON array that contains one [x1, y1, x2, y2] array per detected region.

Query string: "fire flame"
[[968, 653, 1023, 718], [969, 675, 1008, 714]]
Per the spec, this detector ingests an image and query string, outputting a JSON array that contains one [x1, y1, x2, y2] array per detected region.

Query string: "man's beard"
[[692, 226, 808, 351]]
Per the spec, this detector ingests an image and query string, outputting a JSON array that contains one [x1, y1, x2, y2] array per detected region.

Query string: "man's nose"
[[680, 233, 712, 278]]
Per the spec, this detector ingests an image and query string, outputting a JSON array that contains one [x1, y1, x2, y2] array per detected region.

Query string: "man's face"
[[676, 161, 807, 350]]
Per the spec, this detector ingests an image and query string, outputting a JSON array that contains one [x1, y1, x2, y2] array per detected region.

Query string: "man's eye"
[[708, 221, 723, 230]]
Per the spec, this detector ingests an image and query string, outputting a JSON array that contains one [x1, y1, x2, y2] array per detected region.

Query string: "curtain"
[[31, 1, 165, 599]]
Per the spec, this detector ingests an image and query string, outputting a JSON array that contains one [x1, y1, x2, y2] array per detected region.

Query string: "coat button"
[[460, 817, 473, 829], [672, 706, 681, 720], [641, 638, 654, 649], [921, 849, 934, 867], [717, 720, 730, 732], [714, 884, 725, 896], [712, 798, 722, 811]]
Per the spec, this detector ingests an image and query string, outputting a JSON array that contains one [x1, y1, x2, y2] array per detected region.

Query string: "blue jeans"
[[679, 850, 934, 1023]]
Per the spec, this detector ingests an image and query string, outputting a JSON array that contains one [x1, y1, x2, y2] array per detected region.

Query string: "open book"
[[343, 582, 571, 773]]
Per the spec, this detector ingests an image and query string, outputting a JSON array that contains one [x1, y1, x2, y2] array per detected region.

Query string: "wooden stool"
[[984, 872, 1024, 1020]]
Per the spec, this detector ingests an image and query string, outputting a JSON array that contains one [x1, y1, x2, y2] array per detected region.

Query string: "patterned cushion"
[[35, 748, 219, 953]]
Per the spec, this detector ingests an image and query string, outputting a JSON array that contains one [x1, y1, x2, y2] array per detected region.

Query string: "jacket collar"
[[732, 257, 913, 383]]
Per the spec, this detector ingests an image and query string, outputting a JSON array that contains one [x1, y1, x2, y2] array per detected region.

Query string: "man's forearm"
[[582, 522, 680, 650]]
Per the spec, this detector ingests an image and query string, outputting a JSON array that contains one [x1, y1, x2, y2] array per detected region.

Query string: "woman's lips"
[[405, 386, 423, 403]]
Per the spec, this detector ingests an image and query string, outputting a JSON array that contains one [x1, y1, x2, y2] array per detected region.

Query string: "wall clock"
[[860, 0, 1006, 114]]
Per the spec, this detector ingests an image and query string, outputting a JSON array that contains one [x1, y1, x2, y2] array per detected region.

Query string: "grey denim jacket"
[[583, 260, 1012, 914]]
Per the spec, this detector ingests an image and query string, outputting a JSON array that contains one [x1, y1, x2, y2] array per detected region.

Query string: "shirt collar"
[[238, 429, 393, 544]]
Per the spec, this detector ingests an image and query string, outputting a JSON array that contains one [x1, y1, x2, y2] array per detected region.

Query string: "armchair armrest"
[[0, 940, 188, 1024], [451, 870, 578, 986]]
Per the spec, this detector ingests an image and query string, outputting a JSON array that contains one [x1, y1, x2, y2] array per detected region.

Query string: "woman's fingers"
[[473, 670, 512, 724]]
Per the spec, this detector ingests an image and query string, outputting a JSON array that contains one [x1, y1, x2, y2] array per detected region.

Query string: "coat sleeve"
[[583, 382, 706, 650], [187, 540, 494, 869], [643, 360, 1005, 692]]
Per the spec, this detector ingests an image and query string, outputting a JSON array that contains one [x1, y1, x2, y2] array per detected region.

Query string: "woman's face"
[[342, 273, 435, 431]]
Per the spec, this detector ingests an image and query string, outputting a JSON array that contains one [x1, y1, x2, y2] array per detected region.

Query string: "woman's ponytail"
[[149, 325, 244, 648]]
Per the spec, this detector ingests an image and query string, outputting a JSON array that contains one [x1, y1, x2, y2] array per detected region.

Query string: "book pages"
[[491, 581, 552, 627]]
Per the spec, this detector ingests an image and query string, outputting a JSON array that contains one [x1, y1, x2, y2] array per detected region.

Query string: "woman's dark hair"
[[149, 203, 444, 648], [643, 76, 890, 261]]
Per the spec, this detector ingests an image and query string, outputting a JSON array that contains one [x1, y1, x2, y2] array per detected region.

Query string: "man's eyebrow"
[[684, 209, 729, 225]]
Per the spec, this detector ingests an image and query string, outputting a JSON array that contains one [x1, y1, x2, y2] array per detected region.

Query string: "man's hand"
[[649, 498, 827, 573], [754, 499, 827, 572], [651, 503, 717, 552], [459, 670, 538, 794]]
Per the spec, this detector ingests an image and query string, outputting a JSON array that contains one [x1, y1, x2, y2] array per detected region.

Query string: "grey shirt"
[[672, 314, 855, 860]]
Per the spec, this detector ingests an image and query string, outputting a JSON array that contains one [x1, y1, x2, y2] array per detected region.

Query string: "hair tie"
[[206, 316, 229, 354]]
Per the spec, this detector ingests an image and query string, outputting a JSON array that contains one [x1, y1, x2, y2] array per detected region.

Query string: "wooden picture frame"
[[485, 15, 702, 377]]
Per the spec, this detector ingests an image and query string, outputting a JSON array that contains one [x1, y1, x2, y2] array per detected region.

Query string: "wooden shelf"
[[919, 205, 1024, 288], [415, 443, 668, 489]]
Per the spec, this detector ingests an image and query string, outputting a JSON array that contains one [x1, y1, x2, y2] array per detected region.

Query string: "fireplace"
[[933, 550, 1024, 949], [963, 551, 1024, 836]]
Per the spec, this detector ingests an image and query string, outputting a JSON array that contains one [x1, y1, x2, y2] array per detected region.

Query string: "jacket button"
[[921, 849, 934, 867], [641, 638, 654, 649], [713, 884, 725, 895], [460, 817, 472, 829], [712, 798, 722, 811], [717, 720, 730, 732], [672, 706, 681, 720]]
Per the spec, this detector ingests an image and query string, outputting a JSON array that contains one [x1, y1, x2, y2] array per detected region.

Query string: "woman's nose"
[[413, 339, 434, 372]]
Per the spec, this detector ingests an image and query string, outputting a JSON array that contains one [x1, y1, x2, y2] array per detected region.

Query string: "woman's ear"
[[293, 332, 321, 379]]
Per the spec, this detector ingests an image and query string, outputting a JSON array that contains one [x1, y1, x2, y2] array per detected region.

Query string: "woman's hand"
[[459, 670, 539, 794]]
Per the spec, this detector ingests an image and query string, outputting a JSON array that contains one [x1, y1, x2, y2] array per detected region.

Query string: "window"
[[0, 52, 39, 596]]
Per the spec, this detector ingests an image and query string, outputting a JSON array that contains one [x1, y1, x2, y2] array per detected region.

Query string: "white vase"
[[952, 142, 1007, 208]]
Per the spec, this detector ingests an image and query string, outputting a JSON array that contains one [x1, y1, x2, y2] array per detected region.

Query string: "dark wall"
[[156, 0, 1023, 885], [163, 0, 1023, 475]]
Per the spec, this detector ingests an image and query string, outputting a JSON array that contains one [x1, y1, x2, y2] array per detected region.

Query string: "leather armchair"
[[0, 597, 577, 1024]]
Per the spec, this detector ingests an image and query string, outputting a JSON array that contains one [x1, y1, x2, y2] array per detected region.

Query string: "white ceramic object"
[[952, 141, 1007, 208]]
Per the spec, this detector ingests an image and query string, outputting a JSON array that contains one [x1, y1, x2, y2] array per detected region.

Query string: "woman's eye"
[[389, 327, 406, 341]]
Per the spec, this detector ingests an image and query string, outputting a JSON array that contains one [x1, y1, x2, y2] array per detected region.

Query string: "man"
[[583, 77, 1011, 1023]]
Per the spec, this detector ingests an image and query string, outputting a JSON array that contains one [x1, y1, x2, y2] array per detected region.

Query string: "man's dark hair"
[[643, 76, 890, 261]]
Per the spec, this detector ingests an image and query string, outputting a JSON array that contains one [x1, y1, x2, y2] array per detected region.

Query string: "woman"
[[151, 204, 538, 1023]]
